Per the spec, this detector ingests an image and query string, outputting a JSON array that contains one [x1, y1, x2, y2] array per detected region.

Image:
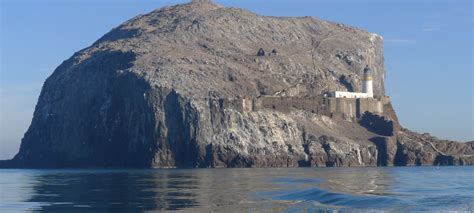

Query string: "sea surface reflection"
[[0, 167, 473, 212]]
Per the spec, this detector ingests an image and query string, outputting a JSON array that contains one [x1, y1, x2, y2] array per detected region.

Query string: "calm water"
[[0, 167, 473, 212]]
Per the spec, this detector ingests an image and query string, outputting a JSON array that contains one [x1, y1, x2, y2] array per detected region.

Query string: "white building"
[[329, 65, 374, 99], [328, 91, 371, 99]]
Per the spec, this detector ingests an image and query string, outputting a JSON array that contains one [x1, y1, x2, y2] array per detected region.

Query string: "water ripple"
[[0, 167, 473, 212]]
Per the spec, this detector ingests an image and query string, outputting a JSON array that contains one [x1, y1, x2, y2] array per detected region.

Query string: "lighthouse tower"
[[362, 65, 373, 98]]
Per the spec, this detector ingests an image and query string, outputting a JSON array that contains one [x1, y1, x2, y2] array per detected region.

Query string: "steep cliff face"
[[2, 1, 471, 168]]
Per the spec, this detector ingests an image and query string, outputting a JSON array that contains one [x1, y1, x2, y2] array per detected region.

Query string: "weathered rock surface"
[[394, 130, 474, 166], [1, 0, 472, 168]]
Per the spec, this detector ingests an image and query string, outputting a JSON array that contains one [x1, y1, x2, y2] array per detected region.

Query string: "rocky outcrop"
[[1, 0, 471, 168], [394, 130, 474, 166]]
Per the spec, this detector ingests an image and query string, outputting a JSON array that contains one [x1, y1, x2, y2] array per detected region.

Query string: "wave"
[[266, 178, 406, 211]]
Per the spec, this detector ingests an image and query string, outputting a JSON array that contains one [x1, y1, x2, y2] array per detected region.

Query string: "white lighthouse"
[[362, 65, 373, 98], [328, 65, 375, 99]]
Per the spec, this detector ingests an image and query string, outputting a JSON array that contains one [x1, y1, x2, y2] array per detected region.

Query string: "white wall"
[[329, 91, 371, 99]]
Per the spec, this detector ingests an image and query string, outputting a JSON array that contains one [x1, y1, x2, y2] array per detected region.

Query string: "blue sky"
[[0, 0, 472, 160]]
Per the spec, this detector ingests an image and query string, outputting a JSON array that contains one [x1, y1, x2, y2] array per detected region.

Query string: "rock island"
[[2, 0, 472, 168]]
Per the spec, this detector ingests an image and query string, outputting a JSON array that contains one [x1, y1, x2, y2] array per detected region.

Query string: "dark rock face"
[[393, 130, 473, 166], [11, 51, 160, 167], [2, 1, 472, 168], [359, 113, 395, 137]]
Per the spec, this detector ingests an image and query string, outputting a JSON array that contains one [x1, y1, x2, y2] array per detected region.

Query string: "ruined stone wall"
[[254, 96, 330, 114], [221, 98, 243, 112], [380, 96, 391, 105], [219, 96, 330, 114], [219, 96, 384, 120], [242, 98, 253, 112]]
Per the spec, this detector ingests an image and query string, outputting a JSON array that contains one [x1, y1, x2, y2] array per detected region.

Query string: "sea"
[[0, 167, 473, 212]]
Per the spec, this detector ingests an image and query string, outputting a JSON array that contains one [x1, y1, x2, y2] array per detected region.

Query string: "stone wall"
[[221, 98, 243, 112], [357, 98, 383, 117], [220, 95, 385, 120], [254, 96, 329, 115], [327, 98, 357, 119]]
